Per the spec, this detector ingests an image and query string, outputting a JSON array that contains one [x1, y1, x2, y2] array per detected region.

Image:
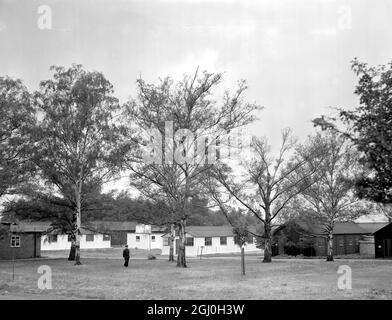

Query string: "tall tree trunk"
[[74, 181, 82, 266], [68, 242, 76, 260], [177, 185, 190, 268], [169, 224, 175, 262], [176, 219, 187, 268], [326, 231, 334, 262], [263, 222, 272, 263], [68, 233, 76, 261]]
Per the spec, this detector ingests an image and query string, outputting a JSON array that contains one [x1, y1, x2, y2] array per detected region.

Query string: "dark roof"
[[1, 221, 52, 233], [79, 227, 97, 235], [333, 222, 369, 234], [2, 220, 164, 235], [163, 225, 261, 238], [373, 222, 392, 235], [87, 221, 167, 233], [48, 227, 97, 235], [87, 221, 137, 232], [1, 220, 105, 235], [186, 226, 234, 237], [279, 220, 370, 236], [356, 222, 389, 234]]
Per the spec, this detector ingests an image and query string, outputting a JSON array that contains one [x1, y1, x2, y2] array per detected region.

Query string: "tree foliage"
[[31, 64, 131, 264], [206, 128, 321, 262], [294, 131, 364, 261], [0, 77, 36, 199], [125, 69, 260, 267], [313, 59, 392, 204]]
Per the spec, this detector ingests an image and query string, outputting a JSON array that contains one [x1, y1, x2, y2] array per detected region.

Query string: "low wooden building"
[[374, 222, 392, 258], [87, 221, 166, 249], [162, 226, 260, 257], [0, 221, 47, 260], [127, 224, 166, 250], [88, 221, 137, 246], [41, 227, 111, 251], [272, 220, 371, 257]]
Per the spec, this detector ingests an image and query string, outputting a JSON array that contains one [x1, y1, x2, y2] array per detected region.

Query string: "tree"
[[0, 77, 35, 199], [377, 203, 392, 223], [187, 197, 228, 226], [2, 190, 77, 258], [127, 160, 187, 263], [233, 226, 250, 275], [125, 69, 260, 267], [313, 58, 392, 205], [31, 65, 130, 265], [2, 186, 117, 260], [206, 128, 320, 263], [295, 132, 362, 261]]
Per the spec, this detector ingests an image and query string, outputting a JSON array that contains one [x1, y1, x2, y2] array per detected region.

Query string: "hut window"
[[220, 237, 227, 245], [10, 235, 20, 247], [205, 237, 212, 246], [48, 234, 58, 243], [86, 234, 94, 242], [186, 237, 194, 246], [136, 235, 140, 242], [163, 238, 169, 246], [151, 235, 156, 242], [339, 239, 344, 247], [103, 234, 110, 241]]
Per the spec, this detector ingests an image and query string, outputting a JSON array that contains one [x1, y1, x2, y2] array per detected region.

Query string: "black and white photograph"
[[1, 0, 392, 307]]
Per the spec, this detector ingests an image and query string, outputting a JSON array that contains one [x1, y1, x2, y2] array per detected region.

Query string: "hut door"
[[384, 239, 392, 257]]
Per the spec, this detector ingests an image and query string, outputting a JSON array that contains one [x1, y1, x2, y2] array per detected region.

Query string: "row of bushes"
[[283, 241, 317, 257]]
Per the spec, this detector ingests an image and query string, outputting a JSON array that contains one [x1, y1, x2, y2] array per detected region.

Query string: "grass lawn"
[[1, 255, 392, 299], [40, 247, 163, 260]]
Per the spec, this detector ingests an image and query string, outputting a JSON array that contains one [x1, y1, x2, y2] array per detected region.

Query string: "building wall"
[[314, 235, 361, 256], [374, 223, 392, 258], [0, 233, 41, 260], [162, 236, 260, 257], [41, 234, 111, 251], [333, 234, 361, 255], [81, 234, 111, 249], [127, 233, 163, 250], [273, 229, 362, 257], [110, 231, 128, 246], [359, 236, 375, 256], [314, 237, 327, 256]]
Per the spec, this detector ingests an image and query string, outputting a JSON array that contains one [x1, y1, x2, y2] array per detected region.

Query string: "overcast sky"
[[1, 0, 392, 144], [1, 0, 391, 220]]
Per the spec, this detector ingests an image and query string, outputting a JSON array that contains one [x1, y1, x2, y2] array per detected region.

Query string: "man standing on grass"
[[123, 245, 130, 267]]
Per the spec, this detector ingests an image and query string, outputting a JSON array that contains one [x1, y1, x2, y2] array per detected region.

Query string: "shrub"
[[284, 241, 301, 256]]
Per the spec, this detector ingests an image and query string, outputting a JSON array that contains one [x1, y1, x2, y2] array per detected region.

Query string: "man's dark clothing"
[[123, 248, 130, 267]]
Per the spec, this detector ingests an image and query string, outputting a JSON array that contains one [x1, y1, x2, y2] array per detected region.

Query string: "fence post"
[[241, 246, 245, 275]]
